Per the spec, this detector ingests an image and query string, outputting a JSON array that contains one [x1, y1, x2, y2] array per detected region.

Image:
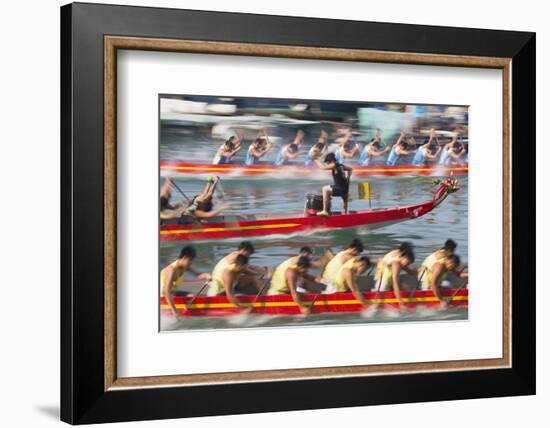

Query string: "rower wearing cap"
[[418, 239, 468, 305], [268, 256, 324, 316], [326, 256, 373, 308], [160, 176, 229, 220], [374, 242, 417, 307], [160, 246, 211, 319], [314, 152, 352, 216], [207, 241, 271, 298], [386, 132, 417, 166], [321, 239, 364, 286], [212, 135, 241, 165]]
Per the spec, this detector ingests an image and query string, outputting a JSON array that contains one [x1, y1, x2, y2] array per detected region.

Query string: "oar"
[[170, 180, 191, 202], [447, 277, 469, 304], [185, 280, 210, 310], [249, 276, 272, 313], [214, 176, 226, 201]]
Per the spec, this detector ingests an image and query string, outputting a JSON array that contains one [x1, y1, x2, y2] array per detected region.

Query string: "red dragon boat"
[[160, 180, 458, 242], [160, 288, 468, 317], [160, 161, 468, 178]]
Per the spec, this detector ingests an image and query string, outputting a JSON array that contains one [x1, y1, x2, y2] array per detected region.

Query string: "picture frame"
[[61, 2, 535, 424]]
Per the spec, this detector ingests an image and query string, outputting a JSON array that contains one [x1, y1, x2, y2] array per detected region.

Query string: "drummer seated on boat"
[[386, 132, 417, 166], [321, 239, 364, 286], [418, 239, 468, 305], [374, 242, 417, 308], [325, 256, 373, 309], [160, 246, 212, 319], [412, 128, 442, 166], [160, 176, 229, 220], [267, 256, 323, 316], [360, 131, 390, 166], [212, 135, 241, 165], [207, 241, 271, 298], [305, 130, 329, 165], [314, 152, 352, 216]]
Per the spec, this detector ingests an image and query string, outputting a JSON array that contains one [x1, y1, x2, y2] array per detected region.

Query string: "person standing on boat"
[[267, 256, 324, 316], [160, 176, 229, 220], [275, 129, 305, 165], [386, 132, 417, 166], [207, 242, 271, 298], [374, 242, 417, 307], [412, 128, 442, 166], [212, 135, 242, 165], [245, 130, 272, 165], [305, 130, 329, 165], [360, 131, 391, 166], [160, 246, 212, 320], [314, 152, 352, 216], [325, 256, 373, 309], [321, 239, 364, 286]]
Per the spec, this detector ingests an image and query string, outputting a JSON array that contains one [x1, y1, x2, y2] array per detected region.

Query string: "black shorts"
[[330, 185, 348, 198]]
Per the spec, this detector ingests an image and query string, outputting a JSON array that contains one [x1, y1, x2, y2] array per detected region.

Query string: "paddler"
[[314, 152, 352, 216], [212, 134, 242, 165], [207, 241, 271, 300], [245, 129, 272, 165], [412, 128, 442, 166], [373, 242, 416, 307], [321, 239, 364, 285], [209, 254, 253, 313], [275, 129, 305, 165], [267, 256, 323, 316], [418, 239, 468, 305], [325, 255, 373, 308], [386, 132, 417, 166], [305, 130, 329, 165], [160, 176, 229, 220], [160, 246, 212, 319], [360, 131, 391, 166], [439, 127, 466, 165], [160, 177, 183, 213]]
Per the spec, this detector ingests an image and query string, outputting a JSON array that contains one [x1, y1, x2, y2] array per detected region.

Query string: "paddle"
[[170, 179, 191, 202], [446, 277, 469, 305], [185, 280, 210, 311], [249, 275, 272, 313], [227, 276, 270, 325], [214, 176, 226, 201]]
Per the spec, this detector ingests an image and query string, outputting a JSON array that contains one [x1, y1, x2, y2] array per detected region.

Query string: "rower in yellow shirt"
[[418, 241, 468, 305], [160, 246, 211, 319], [374, 242, 416, 307], [207, 241, 271, 297], [268, 256, 323, 316], [327, 256, 373, 308], [321, 239, 364, 286]]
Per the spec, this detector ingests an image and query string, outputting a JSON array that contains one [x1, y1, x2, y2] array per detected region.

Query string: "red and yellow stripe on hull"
[[160, 161, 468, 178], [160, 288, 468, 317]]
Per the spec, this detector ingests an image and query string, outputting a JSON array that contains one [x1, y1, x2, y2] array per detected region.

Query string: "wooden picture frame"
[[61, 2, 535, 424]]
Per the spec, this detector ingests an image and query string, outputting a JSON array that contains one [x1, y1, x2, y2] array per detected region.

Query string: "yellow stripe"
[[160, 223, 300, 235], [160, 295, 468, 310], [161, 165, 467, 174]]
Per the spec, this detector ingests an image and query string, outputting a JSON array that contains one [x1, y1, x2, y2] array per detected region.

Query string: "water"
[[159, 129, 468, 331]]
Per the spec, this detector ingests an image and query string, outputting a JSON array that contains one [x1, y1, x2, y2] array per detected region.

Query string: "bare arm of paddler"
[[162, 268, 180, 319], [342, 268, 369, 307], [192, 204, 230, 219], [390, 261, 407, 307], [314, 158, 336, 170], [187, 267, 211, 282], [222, 269, 250, 312], [286, 268, 310, 316], [429, 263, 447, 304]]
